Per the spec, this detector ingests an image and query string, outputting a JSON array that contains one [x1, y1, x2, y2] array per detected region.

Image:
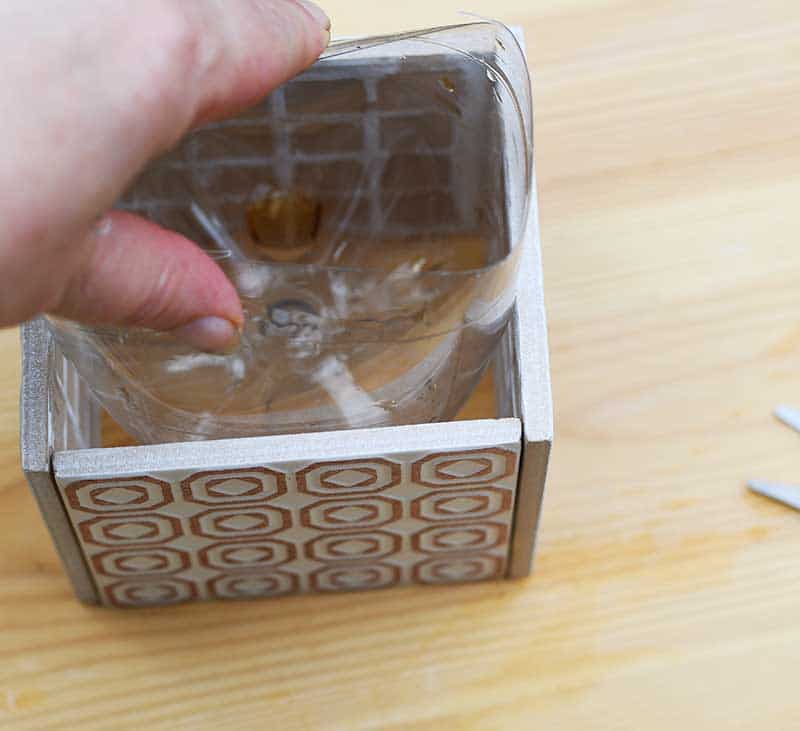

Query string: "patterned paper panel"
[[56, 447, 520, 607]]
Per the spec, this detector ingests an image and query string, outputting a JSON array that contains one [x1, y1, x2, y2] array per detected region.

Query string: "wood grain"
[[3, 0, 800, 727]]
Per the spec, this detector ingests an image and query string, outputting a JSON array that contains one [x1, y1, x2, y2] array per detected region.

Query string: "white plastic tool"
[[747, 406, 800, 511]]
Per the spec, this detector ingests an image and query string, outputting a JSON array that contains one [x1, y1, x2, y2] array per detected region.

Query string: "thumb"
[[53, 211, 245, 352]]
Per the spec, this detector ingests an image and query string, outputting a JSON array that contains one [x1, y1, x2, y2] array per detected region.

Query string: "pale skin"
[[0, 0, 330, 351]]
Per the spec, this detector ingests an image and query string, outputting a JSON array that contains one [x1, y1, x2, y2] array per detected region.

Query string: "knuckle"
[[127, 1, 207, 138], [147, 1, 203, 69]]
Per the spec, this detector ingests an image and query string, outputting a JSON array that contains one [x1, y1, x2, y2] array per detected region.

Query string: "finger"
[[52, 211, 244, 352], [177, 0, 332, 129], [1, 1, 332, 232], [0, 0, 331, 343]]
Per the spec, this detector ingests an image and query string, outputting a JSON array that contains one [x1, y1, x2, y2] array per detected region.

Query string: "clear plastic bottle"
[[47, 21, 533, 443]]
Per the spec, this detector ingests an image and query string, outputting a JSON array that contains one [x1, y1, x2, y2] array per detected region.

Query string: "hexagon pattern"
[[92, 547, 190, 577], [181, 467, 286, 505], [200, 540, 296, 571], [65, 476, 173, 514], [57, 448, 519, 607], [297, 459, 401, 497], [412, 449, 516, 488]]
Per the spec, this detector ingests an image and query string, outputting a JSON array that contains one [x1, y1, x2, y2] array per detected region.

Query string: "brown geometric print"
[[65, 476, 173, 514], [199, 540, 296, 571], [411, 448, 517, 488], [106, 578, 198, 608], [301, 497, 402, 531], [297, 459, 401, 497], [181, 467, 287, 506], [190, 506, 291, 541], [56, 446, 520, 607], [80, 514, 182, 548], [304, 531, 401, 562], [413, 556, 504, 584], [411, 523, 509, 554], [410, 488, 513, 522], [309, 563, 401, 592], [92, 547, 190, 577], [208, 571, 299, 600]]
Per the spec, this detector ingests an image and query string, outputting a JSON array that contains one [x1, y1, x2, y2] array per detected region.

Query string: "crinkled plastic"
[[46, 21, 534, 443]]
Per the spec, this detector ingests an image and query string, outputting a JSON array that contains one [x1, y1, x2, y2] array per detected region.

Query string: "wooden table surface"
[[3, 0, 800, 728]]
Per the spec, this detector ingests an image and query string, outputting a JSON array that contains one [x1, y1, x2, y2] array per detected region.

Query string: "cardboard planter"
[[20, 27, 552, 608]]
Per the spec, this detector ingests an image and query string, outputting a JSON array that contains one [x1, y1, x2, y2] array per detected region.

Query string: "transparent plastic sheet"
[[46, 21, 534, 443]]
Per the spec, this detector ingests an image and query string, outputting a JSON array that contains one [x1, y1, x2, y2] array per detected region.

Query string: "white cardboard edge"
[[54, 418, 522, 479], [20, 320, 50, 473], [516, 165, 553, 443], [513, 28, 553, 445], [20, 320, 100, 604], [507, 27, 555, 578]]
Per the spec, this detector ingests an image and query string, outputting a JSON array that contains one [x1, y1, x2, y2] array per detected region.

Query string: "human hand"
[[0, 0, 330, 351]]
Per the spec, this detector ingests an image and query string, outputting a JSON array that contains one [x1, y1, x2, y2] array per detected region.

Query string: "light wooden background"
[[2, 0, 800, 727]]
